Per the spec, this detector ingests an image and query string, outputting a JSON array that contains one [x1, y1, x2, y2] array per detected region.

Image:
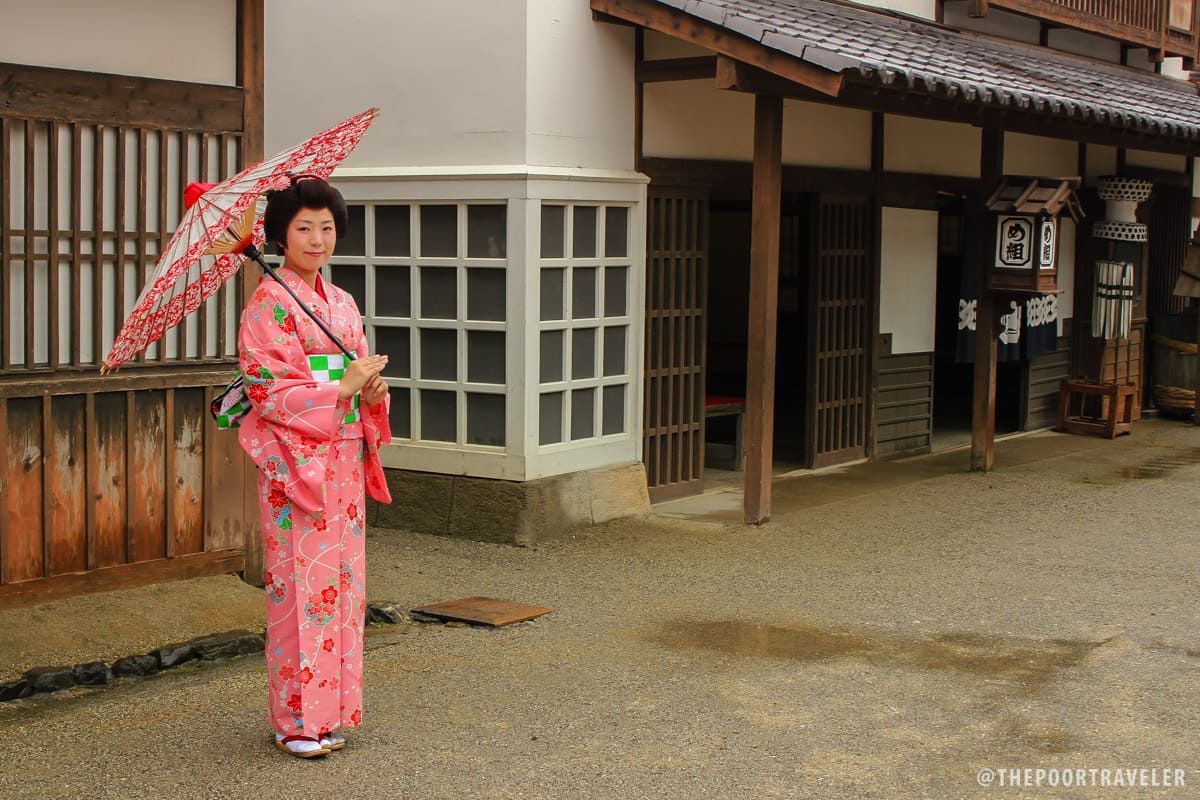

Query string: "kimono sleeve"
[[238, 286, 343, 441], [345, 299, 394, 505]]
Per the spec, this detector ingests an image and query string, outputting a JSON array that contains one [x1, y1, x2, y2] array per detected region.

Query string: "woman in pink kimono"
[[237, 176, 392, 758]]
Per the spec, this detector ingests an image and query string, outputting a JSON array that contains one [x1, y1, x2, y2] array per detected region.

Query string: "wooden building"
[[265, 0, 1200, 535], [0, 0, 265, 606], [5, 0, 1199, 607]]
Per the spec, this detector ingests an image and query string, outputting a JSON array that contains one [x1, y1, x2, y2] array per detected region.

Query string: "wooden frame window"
[[537, 202, 634, 447], [329, 202, 509, 448]]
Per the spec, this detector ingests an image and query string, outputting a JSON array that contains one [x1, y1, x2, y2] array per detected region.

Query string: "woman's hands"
[[361, 374, 388, 407], [337, 354, 388, 400]]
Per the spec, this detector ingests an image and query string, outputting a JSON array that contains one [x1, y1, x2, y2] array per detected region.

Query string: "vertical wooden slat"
[[24, 119, 35, 368], [0, 398, 7, 584], [48, 121, 60, 369], [115, 126, 128, 365], [41, 394, 51, 577], [174, 389, 205, 556], [0, 117, 9, 371], [136, 128, 157, 364], [94, 124, 105, 364], [124, 390, 135, 562], [71, 123, 82, 366], [47, 394, 86, 576], [85, 392, 97, 570], [665, 198, 677, 484], [5, 398, 42, 581], [160, 129, 177, 362], [164, 387, 176, 557], [94, 391, 127, 568]]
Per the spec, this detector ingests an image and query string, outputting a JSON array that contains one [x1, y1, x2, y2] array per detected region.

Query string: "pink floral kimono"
[[237, 267, 391, 737]]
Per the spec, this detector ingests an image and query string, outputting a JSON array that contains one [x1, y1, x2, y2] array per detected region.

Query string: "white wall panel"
[[643, 81, 755, 161], [880, 207, 938, 353], [1, 0, 236, 84], [783, 100, 871, 169], [885, 115, 980, 177], [266, 0, 527, 169], [526, 0, 636, 170], [1005, 133, 1077, 178], [1126, 149, 1188, 172]]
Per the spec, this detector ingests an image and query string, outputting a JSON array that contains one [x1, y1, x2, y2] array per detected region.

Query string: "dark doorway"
[[932, 197, 1021, 451]]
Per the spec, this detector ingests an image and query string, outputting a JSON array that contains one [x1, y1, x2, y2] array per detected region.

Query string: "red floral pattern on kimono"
[[237, 266, 391, 736]]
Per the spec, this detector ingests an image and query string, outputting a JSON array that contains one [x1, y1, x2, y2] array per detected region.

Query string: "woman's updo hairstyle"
[[262, 175, 349, 253]]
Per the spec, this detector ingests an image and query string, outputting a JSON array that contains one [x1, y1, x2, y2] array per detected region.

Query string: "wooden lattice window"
[[0, 67, 247, 374]]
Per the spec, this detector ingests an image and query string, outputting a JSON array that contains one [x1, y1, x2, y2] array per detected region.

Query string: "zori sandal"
[[274, 733, 331, 758], [320, 732, 346, 751]]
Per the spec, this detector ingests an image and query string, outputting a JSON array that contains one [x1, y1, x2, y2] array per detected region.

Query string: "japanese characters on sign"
[[1039, 217, 1057, 271], [995, 215, 1034, 270]]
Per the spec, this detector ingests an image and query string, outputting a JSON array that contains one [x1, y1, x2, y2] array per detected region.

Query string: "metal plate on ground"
[[410, 597, 553, 627]]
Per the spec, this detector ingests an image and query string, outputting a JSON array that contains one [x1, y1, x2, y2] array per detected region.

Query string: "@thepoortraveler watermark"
[[977, 767, 1186, 789]]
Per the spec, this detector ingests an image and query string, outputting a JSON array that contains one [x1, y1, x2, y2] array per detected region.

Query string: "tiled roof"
[[656, 0, 1200, 142]]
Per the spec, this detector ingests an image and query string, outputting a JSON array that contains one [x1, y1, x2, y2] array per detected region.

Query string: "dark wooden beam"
[[971, 128, 1004, 472], [968, 0, 990, 17], [0, 62, 243, 131], [638, 56, 717, 83], [715, 54, 844, 98], [591, 0, 846, 98], [744, 95, 783, 525], [237, 0, 265, 166]]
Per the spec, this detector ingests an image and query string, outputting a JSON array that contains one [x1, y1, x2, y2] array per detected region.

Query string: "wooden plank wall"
[[875, 341, 934, 459], [0, 42, 263, 607], [0, 376, 248, 607], [1023, 335, 1071, 430]]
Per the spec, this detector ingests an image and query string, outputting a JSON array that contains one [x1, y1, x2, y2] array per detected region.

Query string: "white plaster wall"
[[526, 0, 636, 170], [880, 207, 939, 353], [0, 0, 236, 84], [884, 115, 981, 177], [644, 83, 870, 167], [1086, 145, 1119, 184], [1005, 133, 1078, 177], [847, 0, 938, 20], [265, 0, 527, 169], [643, 81, 754, 161], [1126, 149, 1188, 172], [783, 101, 871, 169]]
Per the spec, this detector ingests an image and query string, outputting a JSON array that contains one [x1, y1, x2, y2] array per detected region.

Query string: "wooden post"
[[744, 95, 783, 524], [971, 129, 1003, 472], [238, 0, 266, 586]]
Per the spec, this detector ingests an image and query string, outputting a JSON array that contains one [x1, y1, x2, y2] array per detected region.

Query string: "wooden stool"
[[1055, 379, 1136, 438], [704, 395, 745, 471]]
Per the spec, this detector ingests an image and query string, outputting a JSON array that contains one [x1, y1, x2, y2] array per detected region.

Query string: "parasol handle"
[[243, 244, 357, 361]]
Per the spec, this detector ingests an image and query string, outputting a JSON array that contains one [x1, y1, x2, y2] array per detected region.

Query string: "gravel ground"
[[1, 420, 1198, 799]]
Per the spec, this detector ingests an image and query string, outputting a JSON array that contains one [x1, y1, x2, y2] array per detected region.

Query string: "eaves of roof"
[[626, 0, 1200, 148]]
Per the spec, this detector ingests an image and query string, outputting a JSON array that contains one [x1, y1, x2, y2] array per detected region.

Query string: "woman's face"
[[282, 206, 337, 277]]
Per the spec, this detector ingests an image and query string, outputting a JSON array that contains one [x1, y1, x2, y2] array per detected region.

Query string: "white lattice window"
[[537, 203, 632, 448], [327, 202, 508, 448]]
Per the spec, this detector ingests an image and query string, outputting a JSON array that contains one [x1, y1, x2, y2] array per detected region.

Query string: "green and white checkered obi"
[[309, 352, 360, 424]]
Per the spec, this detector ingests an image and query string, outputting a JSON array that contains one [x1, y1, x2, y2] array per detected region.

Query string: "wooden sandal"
[[320, 732, 346, 751], [274, 734, 331, 758]]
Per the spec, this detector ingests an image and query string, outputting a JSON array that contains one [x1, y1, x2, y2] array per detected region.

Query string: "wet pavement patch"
[[1116, 447, 1200, 480], [654, 621, 1102, 691]]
